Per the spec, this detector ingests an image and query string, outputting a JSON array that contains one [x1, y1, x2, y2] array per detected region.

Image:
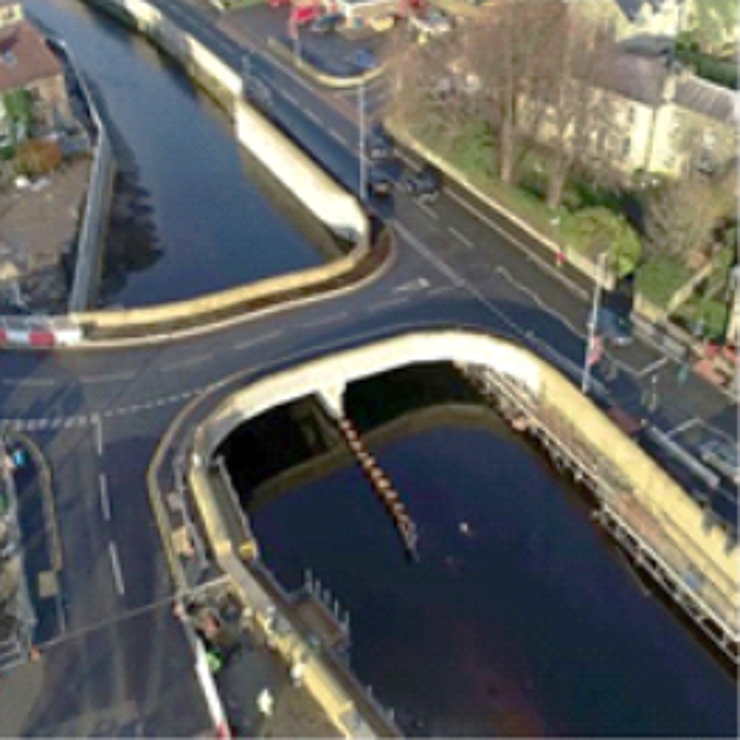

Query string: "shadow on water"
[[82, 79, 164, 306]]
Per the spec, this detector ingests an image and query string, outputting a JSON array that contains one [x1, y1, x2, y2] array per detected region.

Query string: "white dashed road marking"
[[99, 473, 111, 521], [448, 226, 474, 248], [233, 329, 283, 351], [301, 312, 349, 329], [108, 541, 125, 595], [160, 353, 212, 373], [328, 128, 349, 146]]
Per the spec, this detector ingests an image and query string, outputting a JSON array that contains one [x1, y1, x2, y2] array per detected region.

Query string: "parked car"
[[596, 307, 633, 347], [245, 77, 273, 111], [366, 126, 393, 160], [367, 165, 394, 197], [369, 15, 395, 33], [403, 165, 441, 203], [310, 13, 342, 34], [698, 439, 740, 485], [347, 48, 379, 73], [410, 8, 453, 38], [293, 4, 321, 25]]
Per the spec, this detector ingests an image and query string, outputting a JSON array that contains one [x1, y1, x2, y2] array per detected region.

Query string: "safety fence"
[[0, 316, 82, 349]]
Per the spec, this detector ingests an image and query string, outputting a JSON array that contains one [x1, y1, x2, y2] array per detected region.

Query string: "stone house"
[[0, 2, 72, 146], [518, 51, 738, 183]]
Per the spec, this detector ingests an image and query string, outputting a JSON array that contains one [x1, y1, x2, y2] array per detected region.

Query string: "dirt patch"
[[0, 156, 91, 314]]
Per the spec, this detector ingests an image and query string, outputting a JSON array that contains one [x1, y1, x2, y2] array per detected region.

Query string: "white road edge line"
[[301, 312, 349, 328], [160, 353, 212, 373], [637, 356, 669, 378], [328, 128, 349, 146], [304, 108, 322, 126], [394, 222, 462, 288], [417, 201, 439, 219], [448, 226, 474, 248], [81, 371, 136, 384], [2, 377, 55, 387], [99, 472, 111, 521], [108, 541, 125, 595], [366, 296, 409, 313], [233, 329, 283, 351], [665, 417, 700, 439], [445, 187, 589, 301]]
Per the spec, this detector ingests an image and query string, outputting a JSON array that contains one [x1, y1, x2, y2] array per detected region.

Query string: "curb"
[[266, 35, 383, 89]]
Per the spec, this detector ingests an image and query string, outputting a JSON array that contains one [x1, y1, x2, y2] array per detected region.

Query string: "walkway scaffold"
[[336, 415, 419, 561]]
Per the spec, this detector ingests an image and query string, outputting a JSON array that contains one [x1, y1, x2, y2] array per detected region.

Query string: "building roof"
[[0, 20, 63, 94], [596, 53, 669, 106], [674, 75, 740, 125], [614, 0, 665, 22]]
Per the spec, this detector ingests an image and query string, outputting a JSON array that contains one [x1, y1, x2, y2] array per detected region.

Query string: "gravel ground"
[[0, 156, 91, 314]]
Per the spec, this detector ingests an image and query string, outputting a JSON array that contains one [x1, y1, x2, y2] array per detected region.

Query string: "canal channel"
[[219, 365, 737, 737], [26, 0, 334, 308]]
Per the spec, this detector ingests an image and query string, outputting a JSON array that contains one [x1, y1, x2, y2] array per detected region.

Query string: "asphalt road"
[[0, 0, 736, 734]]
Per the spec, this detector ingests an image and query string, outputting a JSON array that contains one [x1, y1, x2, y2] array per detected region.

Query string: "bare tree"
[[644, 175, 734, 265], [531, 7, 620, 208], [386, 30, 467, 146], [462, 0, 567, 184]]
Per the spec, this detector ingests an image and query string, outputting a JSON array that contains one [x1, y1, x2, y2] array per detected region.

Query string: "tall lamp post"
[[581, 251, 608, 394], [288, 12, 301, 68], [358, 80, 367, 202]]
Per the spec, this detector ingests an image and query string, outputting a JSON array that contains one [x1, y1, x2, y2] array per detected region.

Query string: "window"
[[621, 137, 631, 157]]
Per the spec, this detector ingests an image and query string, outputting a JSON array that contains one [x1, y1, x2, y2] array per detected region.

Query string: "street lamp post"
[[581, 251, 608, 394], [358, 80, 367, 202], [294, 30, 302, 68]]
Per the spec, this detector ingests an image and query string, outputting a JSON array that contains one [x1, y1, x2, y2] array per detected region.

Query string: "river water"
[[25, 0, 326, 307], [246, 411, 737, 737]]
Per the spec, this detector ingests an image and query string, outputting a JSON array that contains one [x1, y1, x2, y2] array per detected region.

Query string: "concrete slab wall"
[[234, 100, 366, 243]]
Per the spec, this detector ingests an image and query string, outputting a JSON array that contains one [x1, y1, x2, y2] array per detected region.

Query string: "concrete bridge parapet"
[[317, 385, 347, 419]]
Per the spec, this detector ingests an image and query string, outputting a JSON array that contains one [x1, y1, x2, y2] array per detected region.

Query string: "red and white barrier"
[[0, 317, 82, 349]]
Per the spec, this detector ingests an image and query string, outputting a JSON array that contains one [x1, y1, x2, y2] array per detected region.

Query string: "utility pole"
[[581, 251, 607, 395], [358, 80, 367, 202]]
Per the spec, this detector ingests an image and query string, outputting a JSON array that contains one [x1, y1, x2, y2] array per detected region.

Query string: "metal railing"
[[459, 362, 739, 663]]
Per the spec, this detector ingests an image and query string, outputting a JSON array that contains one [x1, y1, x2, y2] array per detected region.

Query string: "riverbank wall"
[[51, 38, 117, 313], [77, 0, 376, 339]]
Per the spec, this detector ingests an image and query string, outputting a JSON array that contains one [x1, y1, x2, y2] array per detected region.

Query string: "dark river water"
[[247, 412, 737, 737], [25, 0, 326, 307]]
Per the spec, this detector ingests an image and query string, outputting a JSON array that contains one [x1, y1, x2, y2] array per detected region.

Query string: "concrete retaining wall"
[[75, 0, 371, 335], [69, 130, 115, 312], [114, 0, 243, 101], [64, 33, 116, 312], [234, 100, 366, 243], [73, 240, 370, 329]]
